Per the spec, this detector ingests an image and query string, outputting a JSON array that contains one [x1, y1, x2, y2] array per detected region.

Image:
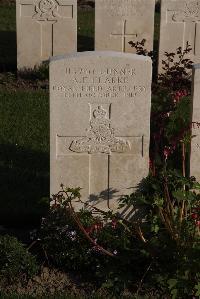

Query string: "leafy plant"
[[36, 187, 152, 297], [0, 235, 38, 283], [130, 39, 193, 175], [120, 169, 200, 298]]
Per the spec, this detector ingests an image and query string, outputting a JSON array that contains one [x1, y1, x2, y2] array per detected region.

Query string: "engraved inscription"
[[52, 66, 148, 99], [53, 84, 146, 99], [172, 1, 200, 22], [98, 0, 141, 17], [70, 106, 130, 154]]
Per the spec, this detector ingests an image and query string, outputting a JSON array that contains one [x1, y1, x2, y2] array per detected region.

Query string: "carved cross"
[[20, 0, 74, 57], [56, 103, 144, 209], [110, 20, 137, 52]]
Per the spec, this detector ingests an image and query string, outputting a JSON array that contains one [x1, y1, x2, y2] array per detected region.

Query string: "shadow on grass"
[[0, 31, 17, 72], [78, 35, 94, 52], [0, 144, 49, 226]]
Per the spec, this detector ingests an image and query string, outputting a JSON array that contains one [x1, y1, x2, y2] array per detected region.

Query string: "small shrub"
[[18, 63, 49, 81], [38, 188, 149, 297], [0, 235, 39, 283], [40, 171, 200, 298]]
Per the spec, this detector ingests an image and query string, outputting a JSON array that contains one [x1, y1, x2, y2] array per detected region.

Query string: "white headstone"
[[16, 0, 77, 69], [95, 0, 155, 53], [190, 64, 200, 182], [159, 0, 200, 73], [50, 51, 152, 212]]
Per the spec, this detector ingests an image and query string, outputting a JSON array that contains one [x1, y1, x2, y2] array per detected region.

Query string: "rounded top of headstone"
[[50, 51, 152, 64]]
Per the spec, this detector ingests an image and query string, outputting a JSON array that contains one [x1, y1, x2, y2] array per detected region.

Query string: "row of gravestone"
[[17, 0, 200, 71], [15, 0, 200, 215], [50, 51, 200, 217]]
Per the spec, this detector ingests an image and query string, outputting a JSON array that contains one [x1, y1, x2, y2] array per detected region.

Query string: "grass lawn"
[[0, 89, 49, 225], [0, 3, 16, 71], [78, 9, 94, 51], [0, 3, 160, 226]]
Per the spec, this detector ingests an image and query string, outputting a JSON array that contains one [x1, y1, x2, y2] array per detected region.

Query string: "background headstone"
[[190, 64, 200, 182], [159, 0, 200, 73], [95, 0, 155, 53], [50, 51, 152, 212], [16, 0, 77, 69]]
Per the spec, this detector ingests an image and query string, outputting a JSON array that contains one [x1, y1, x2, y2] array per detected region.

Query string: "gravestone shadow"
[[0, 144, 49, 226], [0, 31, 17, 72], [86, 180, 147, 222], [88, 188, 119, 208]]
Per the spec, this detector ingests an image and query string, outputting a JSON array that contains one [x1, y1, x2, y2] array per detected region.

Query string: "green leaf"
[[172, 190, 186, 201], [171, 288, 178, 299], [195, 283, 200, 297], [167, 278, 178, 289], [153, 196, 164, 207]]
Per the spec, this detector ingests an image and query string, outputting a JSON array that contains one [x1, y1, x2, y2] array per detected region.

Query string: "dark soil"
[[0, 267, 86, 297]]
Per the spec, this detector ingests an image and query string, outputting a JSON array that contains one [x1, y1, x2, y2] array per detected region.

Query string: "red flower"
[[173, 89, 188, 104], [111, 219, 118, 229], [191, 213, 198, 220], [85, 227, 92, 234], [163, 146, 171, 159], [195, 220, 200, 227]]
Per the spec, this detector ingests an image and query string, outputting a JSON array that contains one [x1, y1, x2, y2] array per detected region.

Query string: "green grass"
[[0, 4, 16, 31], [0, 89, 49, 225], [0, 4, 16, 71], [78, 9, 94, 51]]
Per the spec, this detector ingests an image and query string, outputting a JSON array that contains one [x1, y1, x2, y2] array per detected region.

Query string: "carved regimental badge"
[[70, 106, 130, 154], [33, 0, 59, 21], [173, 1, 200, 21]]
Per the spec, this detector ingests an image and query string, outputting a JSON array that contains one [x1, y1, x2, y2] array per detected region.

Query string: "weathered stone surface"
[[50, 51, 152, 212], [159, 0, 200, 73], [95, 0, 155, 53], [16, 0, 77, 69], [190, 64, 200, 182]]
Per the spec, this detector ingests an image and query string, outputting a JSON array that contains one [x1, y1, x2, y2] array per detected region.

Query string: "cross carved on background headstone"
[[110, 20, 138, 52]]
